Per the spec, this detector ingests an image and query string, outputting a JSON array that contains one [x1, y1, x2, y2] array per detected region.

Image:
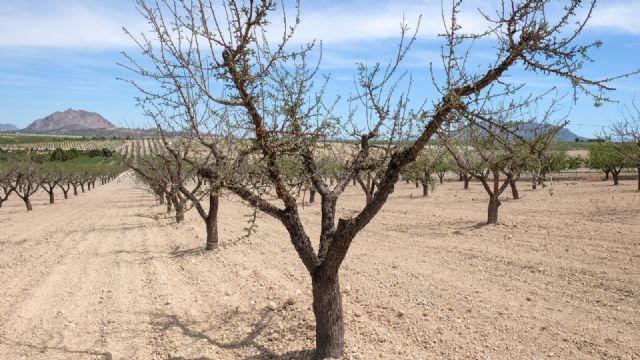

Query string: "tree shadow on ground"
[[3, 339, 113, 359], [151, 309, 314, 360], [470, 222, 490, 229], [170, 246, 208, 258]]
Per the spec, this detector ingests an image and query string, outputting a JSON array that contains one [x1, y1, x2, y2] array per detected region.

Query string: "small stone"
[[286, 297, 296, 306], [396, 310, 405, 317], [267, 301, 278, 310], [526, 296, 532, 301]]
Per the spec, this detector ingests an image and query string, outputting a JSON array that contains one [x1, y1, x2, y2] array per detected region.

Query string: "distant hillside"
[[25, 109, 116, 134], [513, 123, 587, 142], [0, 123, 18, 131]]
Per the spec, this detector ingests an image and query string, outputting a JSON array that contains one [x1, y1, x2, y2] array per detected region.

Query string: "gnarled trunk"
[[463, 176, 470, 190], [48, 191, 55, 204], [205, 194, 219, 251], [309, 189, 316, 204], [612, 170, 620, 185], [487, 196, 500, 224], [422, 183, 429, 197], [312, 269, 344, 360], [509, 178, 519, 200], [166, 194, 172, 213], [24, 197, 33, 211], [174, 199, 185, 223]]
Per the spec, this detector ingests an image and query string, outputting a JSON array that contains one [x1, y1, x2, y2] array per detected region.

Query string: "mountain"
[[25, 109, 116, 133], [0, 123, 18, 131], [556, 127, 587, 142], [512, 122, 587, 142]]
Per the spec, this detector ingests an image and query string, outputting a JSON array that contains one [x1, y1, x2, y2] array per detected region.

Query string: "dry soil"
[[0, 174, 638, 359]]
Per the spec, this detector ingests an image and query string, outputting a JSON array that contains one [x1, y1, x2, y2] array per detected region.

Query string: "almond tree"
[[610, 100, 640, 191], [39, 163, 63, 204], [12, 156, 40, 211], [589, 142, 628, 185], [0, 160, 16, 208], [123, 0, 633, 357], [403, 147, 446, 197]]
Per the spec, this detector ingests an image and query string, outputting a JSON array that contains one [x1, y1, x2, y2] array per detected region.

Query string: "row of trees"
[[598, 106, 640, 190], [121, 0, 637, 358], [0, 149, 124, 211]]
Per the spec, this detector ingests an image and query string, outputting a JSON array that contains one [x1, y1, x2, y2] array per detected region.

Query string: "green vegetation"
[[0, 148, 125, 210], [588, 142, 634, 185]]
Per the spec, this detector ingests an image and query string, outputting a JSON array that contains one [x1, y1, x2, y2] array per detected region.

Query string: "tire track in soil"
[[0, 186, 121, 333], [0, 180, 160, 359], [0, 189, 120, 358]]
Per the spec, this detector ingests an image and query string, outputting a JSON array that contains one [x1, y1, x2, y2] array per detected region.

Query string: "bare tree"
[[39, 164, 63, 204], [403, 147, 446, 197], [0, 162, 16, 208], [12, 156, 40, 211], [123, 0, 633, 357]]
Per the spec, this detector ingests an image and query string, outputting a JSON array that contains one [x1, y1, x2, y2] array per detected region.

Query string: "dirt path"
[[0, 175, 638, 359]]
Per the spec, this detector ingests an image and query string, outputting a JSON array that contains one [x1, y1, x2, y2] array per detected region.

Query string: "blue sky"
[[0, 0, 639, 137]]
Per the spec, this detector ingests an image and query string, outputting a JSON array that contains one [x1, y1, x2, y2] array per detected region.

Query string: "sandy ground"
[[0, 174, 638, 360]]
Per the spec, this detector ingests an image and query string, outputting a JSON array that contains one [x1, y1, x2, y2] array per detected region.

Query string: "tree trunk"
[[605, 170, 610, 181], [81, 184, 85, 193], [73, 185, 78, 196], [205, 194, 219, 251], [509, 178, 519, 200], [63, 189, 69, 199], [24, 197, 33, 211], [487, 196, 500, 225], [612, 171, 619, 186], [175, 202, 184, 223], [637, 167, 640, 191], [48, 191, 55, 204], [463, 176, 470, 190], [422, 183, 429, 197], [532, 178, 537, 190], [166, 194, 172, 213], [312, 270, 344, 360], [309, 190, 316, 204]]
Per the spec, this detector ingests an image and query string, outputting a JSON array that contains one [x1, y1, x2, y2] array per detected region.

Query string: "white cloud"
[[1, 0, 638, 50], [291, 1, 490, 45], [590, 1, 640, 35], [0, 1, 144, 48]]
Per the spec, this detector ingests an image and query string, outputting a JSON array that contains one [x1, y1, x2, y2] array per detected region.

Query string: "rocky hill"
[[25, 109, 116, 133], [0, 123, 18, 131]]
